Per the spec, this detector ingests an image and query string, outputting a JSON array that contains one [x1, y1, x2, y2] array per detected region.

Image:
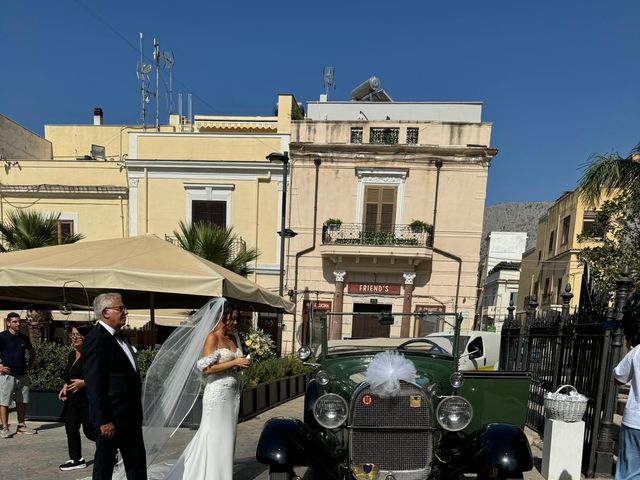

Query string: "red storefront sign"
[[312, 301, 332, 311], [414, 304, 446, 313], [347, 283, 402, 295]]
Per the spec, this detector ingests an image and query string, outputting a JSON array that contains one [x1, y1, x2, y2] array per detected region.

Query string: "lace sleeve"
[[196, 351, 221, 372]]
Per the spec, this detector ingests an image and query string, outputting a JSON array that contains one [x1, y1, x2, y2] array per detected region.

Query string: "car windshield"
[[423, 334, 469, 356], [324, 336, 463, 356]]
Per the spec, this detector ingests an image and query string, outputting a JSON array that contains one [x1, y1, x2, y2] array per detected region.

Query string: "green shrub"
[[242, 356, 314, 386], [137, 348, 158, 382], [30, 342, 71, 390]]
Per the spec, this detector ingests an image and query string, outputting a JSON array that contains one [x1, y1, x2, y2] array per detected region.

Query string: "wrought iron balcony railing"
[[322, 223, 433, 248]]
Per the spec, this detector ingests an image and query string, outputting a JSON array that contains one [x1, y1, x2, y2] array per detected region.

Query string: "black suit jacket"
[[83, 323, 143, 429]]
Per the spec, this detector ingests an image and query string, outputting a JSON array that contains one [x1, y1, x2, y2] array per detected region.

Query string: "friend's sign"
[[347, 283, 402, 295]]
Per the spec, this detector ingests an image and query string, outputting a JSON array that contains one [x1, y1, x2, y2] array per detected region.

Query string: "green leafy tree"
[[577, 147, 640, 205], [0, 210, 85, 343], [173, 221, 259, 276], [577, 193, 640, 293], [0, 210, 84, 251]]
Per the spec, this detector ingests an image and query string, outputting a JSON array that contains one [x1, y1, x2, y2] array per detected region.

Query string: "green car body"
[[256, 313, 533, 479]]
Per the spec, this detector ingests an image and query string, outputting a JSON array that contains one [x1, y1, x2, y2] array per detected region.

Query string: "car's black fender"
[[461, 423, 533, 477], [256, 417, 342, 478], [304, 378, 322, 429]]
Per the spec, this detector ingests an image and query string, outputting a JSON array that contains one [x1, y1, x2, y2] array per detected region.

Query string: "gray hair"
[[93, 293, 123, 319]]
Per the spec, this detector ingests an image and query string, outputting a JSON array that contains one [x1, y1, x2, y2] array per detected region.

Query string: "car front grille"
[[349, 381, 434, 479]]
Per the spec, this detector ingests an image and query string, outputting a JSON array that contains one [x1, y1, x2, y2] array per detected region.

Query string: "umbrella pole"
[[150, 292, 156, 346]]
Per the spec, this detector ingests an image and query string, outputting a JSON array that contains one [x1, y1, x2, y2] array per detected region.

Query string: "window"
[[510, 291, 518, 307], [192, 200, 226, 227], [57, 220, 74, 244], [350, 127, 363, 144], [406, 127, 419, 145], [538, 250, 541, 261], [548, 231, 555, 253], [544, 278, 550, 294], [363, 186, 397, 232], [582, 210, 604, 237], [370, 128, 399, 145], [561, 215, 571, 245], [533, 281, 539, 299]]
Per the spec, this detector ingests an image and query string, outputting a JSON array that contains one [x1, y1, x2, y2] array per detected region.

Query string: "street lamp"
[[267, 151, 290, 355]]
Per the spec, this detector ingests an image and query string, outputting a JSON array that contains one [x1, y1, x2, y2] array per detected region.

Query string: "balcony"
[[320, 223, 433, 265]]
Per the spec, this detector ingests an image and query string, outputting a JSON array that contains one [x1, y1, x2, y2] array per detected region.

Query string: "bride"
[[126, 298, 251, 480]]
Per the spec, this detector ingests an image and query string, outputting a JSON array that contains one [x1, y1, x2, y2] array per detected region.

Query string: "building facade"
[[285, 94, 498, 343], [516, 190, 608, 313]]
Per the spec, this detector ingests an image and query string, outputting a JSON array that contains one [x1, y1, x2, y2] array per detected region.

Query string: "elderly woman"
[[58, 322, 97, 471]]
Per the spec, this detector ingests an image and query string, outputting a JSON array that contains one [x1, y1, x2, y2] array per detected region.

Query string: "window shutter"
[[363, 186, 397, 232], [192, 200, 226, 227]]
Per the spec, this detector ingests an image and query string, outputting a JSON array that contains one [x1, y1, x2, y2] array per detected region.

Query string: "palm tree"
[[0, 210, 85, 343], [173, 221, 259, 276], [577, 147, 640, 205], [0, 210, 84, 251]]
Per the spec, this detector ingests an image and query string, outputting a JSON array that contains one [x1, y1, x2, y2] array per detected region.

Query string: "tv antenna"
[[161, 51, 175, 115], [153, 38, 161, 131], [136, 32, 152, 127], [323, 66, 336, 99]]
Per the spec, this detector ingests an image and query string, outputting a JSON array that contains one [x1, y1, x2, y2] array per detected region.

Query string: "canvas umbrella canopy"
[[0, 234, 294, 314]]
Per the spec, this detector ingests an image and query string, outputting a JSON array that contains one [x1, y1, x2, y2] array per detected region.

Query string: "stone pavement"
[[0, 398, 605, 480]]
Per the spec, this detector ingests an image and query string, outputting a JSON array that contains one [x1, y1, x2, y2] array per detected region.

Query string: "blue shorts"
[[617, 424, 640, 479]]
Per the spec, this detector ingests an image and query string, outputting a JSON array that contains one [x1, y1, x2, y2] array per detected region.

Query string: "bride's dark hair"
[[222, 302, 239, 321]]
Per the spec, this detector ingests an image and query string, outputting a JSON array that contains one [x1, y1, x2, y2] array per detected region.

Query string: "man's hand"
[[68, 379, 85, 393], [0, 365, 10, 375], [100, 422, 116, 439]]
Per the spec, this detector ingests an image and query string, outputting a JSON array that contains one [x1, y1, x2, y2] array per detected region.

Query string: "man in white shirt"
[[614, 292, 640, 480]]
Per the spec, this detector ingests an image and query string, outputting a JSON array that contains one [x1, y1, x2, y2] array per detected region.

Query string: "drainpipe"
[[144, 167, 149, 234], [432, 159, 443, 235], [430, 159, 462, 315], [291, 158, 321, 354], [253, 172, 272, 284]]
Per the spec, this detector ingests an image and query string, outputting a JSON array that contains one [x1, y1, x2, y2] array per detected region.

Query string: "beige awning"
[[0, 234, 293, 313]]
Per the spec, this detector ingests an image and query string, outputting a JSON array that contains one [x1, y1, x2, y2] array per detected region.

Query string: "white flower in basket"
[[544, 384, 588, 422]]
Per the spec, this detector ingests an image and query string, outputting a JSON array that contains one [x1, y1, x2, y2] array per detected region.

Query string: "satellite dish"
[[162, 51, 174, 69]]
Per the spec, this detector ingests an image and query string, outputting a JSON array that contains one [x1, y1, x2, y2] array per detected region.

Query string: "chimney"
[[93, 107, 103, 126]]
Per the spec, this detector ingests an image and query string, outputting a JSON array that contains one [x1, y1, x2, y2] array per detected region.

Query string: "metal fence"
[[500, 268, 633, 477]]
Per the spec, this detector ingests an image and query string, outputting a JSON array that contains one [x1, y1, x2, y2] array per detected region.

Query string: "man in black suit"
[[83, 293, 147, 480]]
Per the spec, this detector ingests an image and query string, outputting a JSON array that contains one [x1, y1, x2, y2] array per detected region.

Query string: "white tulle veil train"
[[110, 296, 229, 480]]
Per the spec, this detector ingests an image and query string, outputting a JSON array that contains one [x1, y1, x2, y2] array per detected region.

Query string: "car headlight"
[[316, 370, 330, 386], [450, 371, 464, 388], [313, 393, 348, 429], [436, 396, 473, 431]]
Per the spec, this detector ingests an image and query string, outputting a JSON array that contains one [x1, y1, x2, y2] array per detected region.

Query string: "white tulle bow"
[[365, 351, 417, 397]]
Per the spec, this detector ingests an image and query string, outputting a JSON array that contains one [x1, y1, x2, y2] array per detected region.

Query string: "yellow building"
[[516, 190, 610, 313], [1, 97, 298, 340], [285, 89, 498, 343]]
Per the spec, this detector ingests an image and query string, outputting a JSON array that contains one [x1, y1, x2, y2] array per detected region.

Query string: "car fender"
[[463, 423, 533, 476], [256, 418, 311, 466], [304, 379, 322, 429]]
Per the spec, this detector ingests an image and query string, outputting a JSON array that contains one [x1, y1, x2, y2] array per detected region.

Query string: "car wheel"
[[269, 465, 295, 480]]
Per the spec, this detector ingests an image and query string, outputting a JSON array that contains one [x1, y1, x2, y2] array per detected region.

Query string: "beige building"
[[285, 91, 498, 341], [516, 190, 609, 313], [1, 96, 299, 342]]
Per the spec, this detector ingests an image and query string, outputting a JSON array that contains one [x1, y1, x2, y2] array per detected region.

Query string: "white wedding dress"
[[163, 347, 243, 480]]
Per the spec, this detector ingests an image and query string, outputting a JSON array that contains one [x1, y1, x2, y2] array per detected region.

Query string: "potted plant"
[[408, 219, 429, 233], [324, 218, 342, 231]]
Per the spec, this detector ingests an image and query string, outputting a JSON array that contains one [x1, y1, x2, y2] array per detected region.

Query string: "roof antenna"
[[136, 33, 152, 127], [323, 66, 336, 100]]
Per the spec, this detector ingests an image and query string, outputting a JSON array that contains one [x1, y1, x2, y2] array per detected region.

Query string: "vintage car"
[[256, 312, 533, 480]]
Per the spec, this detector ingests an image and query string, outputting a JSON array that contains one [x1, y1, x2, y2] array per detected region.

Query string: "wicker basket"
[[544, 385, 588, 422]]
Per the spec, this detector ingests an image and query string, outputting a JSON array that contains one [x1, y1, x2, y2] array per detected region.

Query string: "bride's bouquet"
[[240, 328, 276, 362]]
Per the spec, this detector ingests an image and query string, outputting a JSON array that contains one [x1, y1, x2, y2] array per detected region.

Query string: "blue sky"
[[2, 1, 639, 205]]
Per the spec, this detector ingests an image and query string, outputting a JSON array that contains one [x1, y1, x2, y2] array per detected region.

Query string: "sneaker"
[[15, 424, 36, 435], [0, 428, 11, 439], [59, 458, 87, 471]]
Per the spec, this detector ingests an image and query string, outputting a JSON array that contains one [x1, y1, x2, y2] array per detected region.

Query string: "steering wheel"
[[396, 338, 448, 354]]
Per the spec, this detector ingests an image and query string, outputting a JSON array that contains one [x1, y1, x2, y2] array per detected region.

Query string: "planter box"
[[268, 381, 279, 405], [25, 389, 65, 422], [255, 383, 268, 412], [278, 378, 288, 402], [241, 386, 256, 419]]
